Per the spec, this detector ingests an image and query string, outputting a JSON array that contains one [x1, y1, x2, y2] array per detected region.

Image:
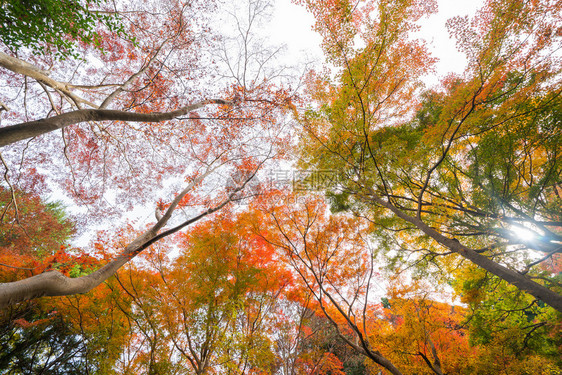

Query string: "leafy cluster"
[[0, 0, 125, 59], [0, 0, 561, 374]]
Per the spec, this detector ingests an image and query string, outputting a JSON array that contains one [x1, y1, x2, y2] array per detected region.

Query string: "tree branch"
[[0, 99, 232, 147], [0, 52, 96, 108], [366, 192, 562, 313], [0, 163, 256, 308]]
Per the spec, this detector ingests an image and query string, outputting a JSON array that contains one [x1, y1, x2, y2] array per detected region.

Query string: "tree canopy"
[[0, 0, 125, 59], [0, 0, 561, 374]]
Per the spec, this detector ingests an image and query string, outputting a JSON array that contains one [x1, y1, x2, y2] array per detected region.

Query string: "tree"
[[253, 191, 561, 373], [0, 277, 134, 375], [365, 278, 562, 374], [0, 0, 292, 307], [0, 193, 131, 374], [367, 292, 474, 374], [0, 0, 125, 59], [450, 263, 562, 373], [1, 186, 74, 260], [101, 209, 294, 374], [273, 296, 346, 375], [296, 0, 562, 312], [0, 316, 95, 374], [253, 193, 405, 375]]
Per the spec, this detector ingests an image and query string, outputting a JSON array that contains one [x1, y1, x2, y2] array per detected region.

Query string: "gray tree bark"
[[369, 194, 562, 314], [0, 166, 251, 308], [0, 99, 231, 147]]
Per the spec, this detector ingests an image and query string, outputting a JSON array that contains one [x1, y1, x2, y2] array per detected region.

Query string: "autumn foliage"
[[1, 0, 561, 373]]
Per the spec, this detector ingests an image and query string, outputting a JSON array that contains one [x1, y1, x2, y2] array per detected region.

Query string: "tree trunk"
[[0, 170, 252, 308], [0, 234, 147, 307], [370, 195, 562, 314], [0, 100, 230, 147], [367, 351, 404, 375]]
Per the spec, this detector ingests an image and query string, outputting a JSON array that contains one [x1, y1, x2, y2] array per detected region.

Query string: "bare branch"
[[0, 52, 97, 108]]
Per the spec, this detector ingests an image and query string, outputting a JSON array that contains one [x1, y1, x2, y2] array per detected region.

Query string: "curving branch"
[[0, 52, 97, 108], [367, 192, 562, 314], [266, 210, 404, 375], [0, 99, 232, 147], [0, 167, 257, 308], [99, 37, 170, 109]]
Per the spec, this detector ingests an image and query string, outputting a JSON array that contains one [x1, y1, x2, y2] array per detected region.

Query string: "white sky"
[[128, 0, 486, 231], [268, 0, 485, 85], [62, 0, 487, 246], [264, 0, 485, 303]]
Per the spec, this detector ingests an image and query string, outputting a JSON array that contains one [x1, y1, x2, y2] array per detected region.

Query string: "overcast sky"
[[269, 0, 485, 85], [65, 0, 487, 244]]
